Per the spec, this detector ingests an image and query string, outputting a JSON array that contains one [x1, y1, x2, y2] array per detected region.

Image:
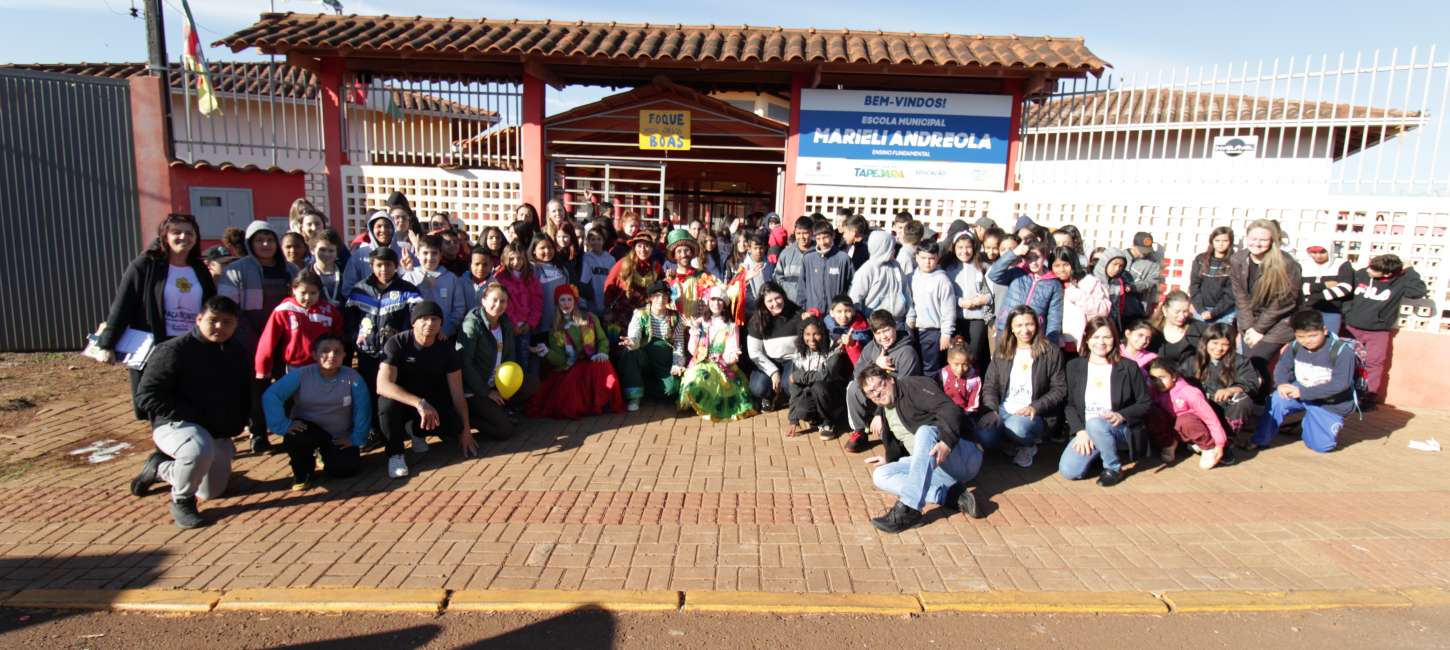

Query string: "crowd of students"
[[98, 194, 1428, 532]]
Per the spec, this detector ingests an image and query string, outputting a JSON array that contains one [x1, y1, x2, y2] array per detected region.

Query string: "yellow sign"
[[639, 110, 691, 151]]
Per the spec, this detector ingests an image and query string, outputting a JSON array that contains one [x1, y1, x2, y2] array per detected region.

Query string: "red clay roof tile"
[[216, 13, 1108, 75]]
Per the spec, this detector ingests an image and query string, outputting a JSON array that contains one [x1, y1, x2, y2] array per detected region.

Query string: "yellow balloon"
[[495, 361, 524, 400]]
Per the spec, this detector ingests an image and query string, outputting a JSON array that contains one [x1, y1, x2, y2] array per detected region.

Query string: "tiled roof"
[[2, 61, 495, 119], [1027, 88, 1425, 129], [217, 13, 1107, 75]]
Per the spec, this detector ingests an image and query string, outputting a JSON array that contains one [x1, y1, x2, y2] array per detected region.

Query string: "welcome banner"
[[796, 89, 1012, 191]]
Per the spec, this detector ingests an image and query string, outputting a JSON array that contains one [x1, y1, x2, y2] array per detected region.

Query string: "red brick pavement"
[[2, 364, 1449, 595]]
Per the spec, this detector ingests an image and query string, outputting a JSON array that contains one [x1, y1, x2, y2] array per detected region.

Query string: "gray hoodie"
[[1093, 247, 1142, 324], [1127, 245, 1163, 313], [847, 230, 909, 323], [218, 220, 298, 349], [341, 211, 408, 291]]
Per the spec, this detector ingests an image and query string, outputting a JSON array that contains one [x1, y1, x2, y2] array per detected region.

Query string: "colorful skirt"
[[525, 360, 625, 419], [679, 361, 755, 422]]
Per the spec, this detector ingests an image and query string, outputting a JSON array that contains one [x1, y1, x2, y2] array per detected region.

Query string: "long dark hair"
[[1049, 245, 1084, 281], [952, 232, 986, 272], [144, 213, 202, 264], [995, 305, 1051, 360], [1204, 226, 1234, 260], [1191, 322, 1240, 390], [1055, 224, 1085, 257], [480, 226, 507, 257], [747, 281, 800, 338]]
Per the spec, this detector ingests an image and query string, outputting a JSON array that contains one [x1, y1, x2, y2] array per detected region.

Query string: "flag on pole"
[[179, 0, 218, 116]]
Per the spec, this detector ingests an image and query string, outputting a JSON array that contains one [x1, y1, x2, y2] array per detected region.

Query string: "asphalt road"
[[0, 605, 1445, 649]]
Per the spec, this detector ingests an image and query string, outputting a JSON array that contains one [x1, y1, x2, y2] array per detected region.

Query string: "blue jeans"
[[1252, 392, 1344, 453], [748, 361, 792, 401], [914, 327, 943, 378], [1058, 417, 1131, 478], [1196, 310, 1236, 325], [1320, 311, 1343, 337], [976, 407, 1045, 451], [872, 425, 984, 511]]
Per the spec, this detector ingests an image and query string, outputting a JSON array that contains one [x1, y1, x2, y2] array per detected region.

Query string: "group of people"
[[97, 194, 1427, 532]]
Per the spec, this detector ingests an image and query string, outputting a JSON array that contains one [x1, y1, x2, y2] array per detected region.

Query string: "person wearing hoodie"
[[988, 239, 1064, 346], [1343, 254, 1428, 404], [218, 220, 299, 452], [907, 242, 957, 377], [579, 224, 615, 317], [1127, 232, 1164, 315], [254, 271, 344, 379], [402, 234, 468, 338], [1252, 310, 1357, 453], [1297, 237, 1355, 335], [342, 211, 404, 292], [1093, 246, 1142, 329], [895, 220, 925, 275], [126, 296, 249, 529], [842, 310, 923, 453], [774, 216, 815, 305], [848, 230, 910, 325]]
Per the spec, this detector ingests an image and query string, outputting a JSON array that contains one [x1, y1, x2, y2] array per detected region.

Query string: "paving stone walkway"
[[1, 363, 1448, 596]]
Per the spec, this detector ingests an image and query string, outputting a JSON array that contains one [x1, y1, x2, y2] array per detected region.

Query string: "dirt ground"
[[0, 352, 125, 437], [0, 606, 1444, 649]]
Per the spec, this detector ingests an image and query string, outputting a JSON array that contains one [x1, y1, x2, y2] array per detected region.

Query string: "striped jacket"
[[345, 276, 422, 357]]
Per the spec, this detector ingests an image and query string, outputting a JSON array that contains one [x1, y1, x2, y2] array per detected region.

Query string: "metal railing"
[[343, 75, 522, 171], [174, 59, 324, 169], [1021, 45, 1450, 195]]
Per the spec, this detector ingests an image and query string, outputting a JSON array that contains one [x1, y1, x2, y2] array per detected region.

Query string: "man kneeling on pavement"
[[129, 296, 249, 529], [859, 365, 986, 532]]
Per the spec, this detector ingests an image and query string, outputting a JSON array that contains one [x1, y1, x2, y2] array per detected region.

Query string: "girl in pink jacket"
[[1146, 359, 1230, 470]]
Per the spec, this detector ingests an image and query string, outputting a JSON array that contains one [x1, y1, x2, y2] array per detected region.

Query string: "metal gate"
[[0, 69, 140, 351], [549, 158, 667, 225]]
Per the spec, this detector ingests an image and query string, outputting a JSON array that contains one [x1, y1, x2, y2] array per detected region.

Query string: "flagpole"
[[143, 0, 176, 159]]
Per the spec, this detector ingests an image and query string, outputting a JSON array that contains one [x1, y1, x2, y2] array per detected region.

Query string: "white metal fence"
[[174, 60, 324, 170], [343, 75, 522, 171], [1021, 46, 1450, 195]]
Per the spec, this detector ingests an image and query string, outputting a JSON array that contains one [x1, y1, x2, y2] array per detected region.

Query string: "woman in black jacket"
[[1188, 226, 1235, 324], [96, 213, 217, 419], [1180, 322, 1261, 449], [1057, 316, 1153, 486], [976, 305, 1066, 469]]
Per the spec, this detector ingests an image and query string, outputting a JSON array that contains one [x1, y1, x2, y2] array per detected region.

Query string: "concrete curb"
[[921, 591, 1169, 614], [0, 589, 220, 612], [449, 589, 682, 612], [214, 588, 446, 613], [684, 591, 922, 615], [0, 587, 1445, 615], [1161, 589, 1414, 613]]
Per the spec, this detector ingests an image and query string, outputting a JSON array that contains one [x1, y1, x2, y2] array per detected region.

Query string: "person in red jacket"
[[255, 270, 344, 379], [823, 295, 871, 366]]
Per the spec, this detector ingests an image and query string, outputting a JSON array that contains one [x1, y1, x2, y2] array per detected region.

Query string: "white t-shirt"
[[1001, 348, 1035, 413], [1083, 361, 1115, 422], [163, 265, 203, 337]]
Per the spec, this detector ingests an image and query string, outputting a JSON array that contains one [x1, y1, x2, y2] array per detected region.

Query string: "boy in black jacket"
[[858, 366, 986, 533], [1343, 254, 1427, 405], [128, 297, 250, 529]]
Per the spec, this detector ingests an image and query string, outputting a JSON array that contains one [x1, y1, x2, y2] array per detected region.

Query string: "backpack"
[[1289, 334, 1369, 417]]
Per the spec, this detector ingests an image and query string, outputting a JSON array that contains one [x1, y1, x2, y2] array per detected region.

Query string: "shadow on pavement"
[[271, 624, 445, 649], [463, 607, 616, 649], [0, 549, 174, 636]]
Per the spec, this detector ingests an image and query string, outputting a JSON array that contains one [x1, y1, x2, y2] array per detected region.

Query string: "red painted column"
[[1003, 78, 1025, 192], [317, 57, 347, 232], [128, 75, 174, 239], [521, 73, 547, 213], [782, 71, 809, 228]]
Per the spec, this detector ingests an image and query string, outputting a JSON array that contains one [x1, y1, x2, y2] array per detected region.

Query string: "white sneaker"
[[1199, 446, 1223, 470], [626, 400, 640, 412], [410, 435, 430, 454], [388, 454, 409, 479], [1012, 445, 1037, 468]]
